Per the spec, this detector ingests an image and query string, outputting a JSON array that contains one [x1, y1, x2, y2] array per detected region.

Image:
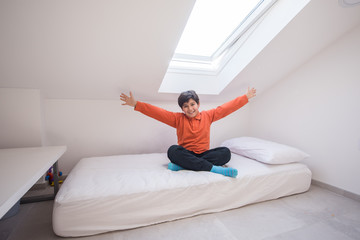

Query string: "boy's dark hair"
[[178, 90, 199, 108]]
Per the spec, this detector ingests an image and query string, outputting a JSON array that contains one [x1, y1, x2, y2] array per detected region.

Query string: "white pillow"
[[221, 137, 309, 164]]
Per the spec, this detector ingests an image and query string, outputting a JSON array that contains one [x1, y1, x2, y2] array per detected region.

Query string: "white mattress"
[[53, 153, 311, 237]]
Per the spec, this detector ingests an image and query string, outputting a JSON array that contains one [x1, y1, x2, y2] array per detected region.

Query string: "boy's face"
[[181, 99, 199, 118]]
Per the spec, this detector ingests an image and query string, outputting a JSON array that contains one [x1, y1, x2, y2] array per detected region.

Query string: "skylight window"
[[161, 0, 310, 95], [169, 0, 277, 74], [175, 0, 261, 58]]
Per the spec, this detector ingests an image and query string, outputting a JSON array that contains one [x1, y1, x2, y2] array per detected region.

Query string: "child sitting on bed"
[[120, 88, 256, 178]]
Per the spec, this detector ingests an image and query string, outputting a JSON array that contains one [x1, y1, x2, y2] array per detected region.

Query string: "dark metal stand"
[[20, 161, 60, 204]]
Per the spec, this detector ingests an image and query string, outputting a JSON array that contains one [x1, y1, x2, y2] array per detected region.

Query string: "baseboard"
[[311, 179, 360, 202]]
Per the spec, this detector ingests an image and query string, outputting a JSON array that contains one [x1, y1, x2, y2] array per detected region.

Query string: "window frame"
[[168, 0, 278, 75]]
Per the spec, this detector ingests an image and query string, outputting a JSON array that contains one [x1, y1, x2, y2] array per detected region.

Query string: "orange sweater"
[[135, 95, 249, 154]]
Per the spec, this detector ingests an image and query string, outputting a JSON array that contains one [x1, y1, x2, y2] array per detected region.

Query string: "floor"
[[0, 185, 359, 240]]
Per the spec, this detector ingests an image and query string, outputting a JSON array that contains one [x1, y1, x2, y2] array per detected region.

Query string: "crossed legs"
[[167, 145, 238, 177]]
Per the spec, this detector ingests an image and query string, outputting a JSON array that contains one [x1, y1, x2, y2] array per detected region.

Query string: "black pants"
[[167, 145, 231, 171]]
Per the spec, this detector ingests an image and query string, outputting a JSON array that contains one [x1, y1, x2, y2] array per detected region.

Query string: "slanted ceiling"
[[0, 0, 360, 102], [0, 0, 195, 101]]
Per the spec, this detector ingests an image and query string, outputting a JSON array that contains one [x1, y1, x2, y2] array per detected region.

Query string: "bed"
[[53, 137, 311, 237]]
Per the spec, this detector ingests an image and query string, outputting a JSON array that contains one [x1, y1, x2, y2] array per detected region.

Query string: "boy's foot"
[[210, 165, 238, 178], [168, 162, 184, 171]]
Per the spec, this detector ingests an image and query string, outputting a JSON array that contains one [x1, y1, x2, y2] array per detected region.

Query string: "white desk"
[[0, 146, 66, 219]]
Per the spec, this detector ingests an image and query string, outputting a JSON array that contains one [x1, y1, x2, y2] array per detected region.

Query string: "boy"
[[120, 88, 256, 178]]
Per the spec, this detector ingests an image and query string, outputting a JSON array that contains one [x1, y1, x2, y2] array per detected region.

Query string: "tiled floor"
[[1, 185, 360, 240]]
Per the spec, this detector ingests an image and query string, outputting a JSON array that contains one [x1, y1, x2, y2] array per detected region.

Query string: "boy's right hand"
[[120, 91, 137, 107]]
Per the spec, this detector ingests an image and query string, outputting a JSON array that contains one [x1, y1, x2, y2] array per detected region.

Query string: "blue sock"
[[210, 165, 238, 178], [168, 162, 184, 171]]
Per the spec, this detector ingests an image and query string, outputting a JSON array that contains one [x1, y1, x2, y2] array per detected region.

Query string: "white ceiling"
[[0, 0, 195, 101], [0, 0, 359, 103], [221, 0, 360, 101]]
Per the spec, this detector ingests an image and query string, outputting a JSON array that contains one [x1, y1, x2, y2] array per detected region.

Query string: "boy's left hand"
[[246, 87, 256, 99]]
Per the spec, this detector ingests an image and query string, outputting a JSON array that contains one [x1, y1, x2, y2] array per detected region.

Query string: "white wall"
[[248, 24, 360, 195], [44, 99, 250, 173], [0, 88, 43, 148]]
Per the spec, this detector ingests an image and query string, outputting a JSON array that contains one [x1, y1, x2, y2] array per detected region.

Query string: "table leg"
[[20, 161, 60, 204], [53, 161, 59, 195]]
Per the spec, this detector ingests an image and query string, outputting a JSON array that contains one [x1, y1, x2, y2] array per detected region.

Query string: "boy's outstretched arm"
[[120, 91, 177, 127], [246, 87, 257, 99], [120, 91, 137, 107]]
